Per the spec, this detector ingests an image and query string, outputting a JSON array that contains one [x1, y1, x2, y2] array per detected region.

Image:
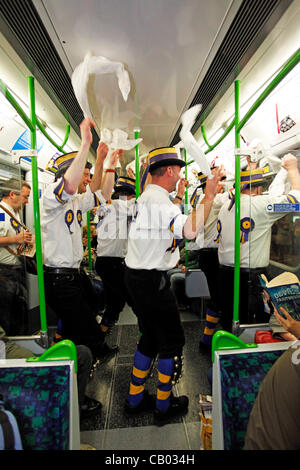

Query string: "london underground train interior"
[[0, 0, 300, 452]]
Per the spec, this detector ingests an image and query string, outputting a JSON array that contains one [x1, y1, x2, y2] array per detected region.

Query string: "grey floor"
[[80, 304, 212, 450]]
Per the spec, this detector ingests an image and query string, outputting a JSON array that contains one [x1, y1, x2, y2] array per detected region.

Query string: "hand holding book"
[[259, 272, 300, 322], [274, 307, 300, 340]]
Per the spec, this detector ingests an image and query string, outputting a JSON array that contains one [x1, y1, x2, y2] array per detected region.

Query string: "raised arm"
[[173, 178, 188, 205], [100, 149, 123, 200], [89, 142, 109, 193], [64, 118, 95, 195], [183, 167, 223, 239], [282, 153, 300, 190]]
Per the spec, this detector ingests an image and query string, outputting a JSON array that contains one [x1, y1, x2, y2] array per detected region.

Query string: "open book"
[[260, 272, 300, 321], [16, 237, 36, 258]]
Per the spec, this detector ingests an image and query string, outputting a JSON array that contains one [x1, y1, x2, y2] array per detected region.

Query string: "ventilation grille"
[[0, 0, 98, 150], [171, 0, 292, 145]]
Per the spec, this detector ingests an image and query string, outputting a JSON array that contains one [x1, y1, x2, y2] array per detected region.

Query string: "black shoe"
[[96, 343, 119, 364], [124, 390, 155, 415], [80, 396, 102, 418], [199, 341, 212, 353], [154, 395, 189, 426]]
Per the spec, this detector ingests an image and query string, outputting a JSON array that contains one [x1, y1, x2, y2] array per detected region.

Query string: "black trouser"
[[218, 265, 270, 332], [198, 248, 220, 314], [76, 345, 93, 408], [0, 264, 28, 336], [95, 256, 137, 325], [44, 267, 105, 358], [124, 267, 185, 359]]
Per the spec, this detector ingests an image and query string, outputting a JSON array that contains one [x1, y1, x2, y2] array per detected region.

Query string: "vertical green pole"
[[184, 149, 189, 268], [233, 80, 241, 329], [28, 76, 48, 341], [134, 129, 140, 198]]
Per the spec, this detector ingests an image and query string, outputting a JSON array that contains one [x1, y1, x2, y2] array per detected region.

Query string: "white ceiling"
[[32, 0, 242, 154]]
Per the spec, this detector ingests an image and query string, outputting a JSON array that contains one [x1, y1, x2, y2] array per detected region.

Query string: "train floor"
[[79, 304, 212, 450]]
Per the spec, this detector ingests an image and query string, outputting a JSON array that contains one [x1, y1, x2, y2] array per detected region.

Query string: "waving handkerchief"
[[72, 52, 131, 118], [100, 128, 142, 151], [179, 105, 212, 177]]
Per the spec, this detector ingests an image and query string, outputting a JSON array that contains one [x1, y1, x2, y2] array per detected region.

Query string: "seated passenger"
[[0, 323, 101, 420], [244, 307, 300, 450]]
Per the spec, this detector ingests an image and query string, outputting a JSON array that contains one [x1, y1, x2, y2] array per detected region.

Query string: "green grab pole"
[[59, 123, 71, 149], [185, 118, 234, 166], [36, 119, 70, 153], [200, 125, 213, 151], [203, 119, 235, 155], [86, 213, 93, 272], [28, 76, 47, 336], [233, 80, 241, 326], [184, 149, 189, 268], [134, 129, 140, 198], [237, 48, 300, 133], [0, 79, 34, 132], [0, 77, 71, 153]]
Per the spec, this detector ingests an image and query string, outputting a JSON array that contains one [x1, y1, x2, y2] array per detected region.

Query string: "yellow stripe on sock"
[[157, 389, 172, 401], [206, 315, 219, 323], [204, 327, 215, 335], [129, 383, 144, 395], [158, 371, 171, 383], [133, 366, 149, 379]]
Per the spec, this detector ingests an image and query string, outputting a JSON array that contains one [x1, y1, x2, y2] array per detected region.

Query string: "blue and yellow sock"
[[51, 318, 63, 345], [156, 358, 174, 413], [200, 308, 220, 345], [128, 350, 152, 408]]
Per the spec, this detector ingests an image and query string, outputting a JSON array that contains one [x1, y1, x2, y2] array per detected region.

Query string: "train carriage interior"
[[0, 0, 300, 451]]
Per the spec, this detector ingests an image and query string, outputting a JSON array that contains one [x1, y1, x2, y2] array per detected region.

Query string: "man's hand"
[[16, 230, 32, 244], [177, 178, 189, 198], [127, 167, 135, 179], [80, 118, 95, 147], [282, 153, 298, 171], [204, 165, 224, 200], [108, 149, 123, 169], [97, 142, 109, 163]]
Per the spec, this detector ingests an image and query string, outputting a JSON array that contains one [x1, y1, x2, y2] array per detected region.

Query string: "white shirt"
[[196, 191, 230, 249], [0, 201, 22, 265], [125, 184, 188, 271], [96, 198, 135, 258], [217, 189, 300, 268], [41, 177, 106, 268]]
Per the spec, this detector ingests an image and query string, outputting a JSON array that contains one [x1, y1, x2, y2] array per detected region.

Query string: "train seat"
[[0, 356, 80, 450], [185, 269, 210, 317], [212, 341, 291, 450]]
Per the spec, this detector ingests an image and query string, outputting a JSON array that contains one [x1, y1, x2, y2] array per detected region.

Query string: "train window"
[[271, 214, 300, 268]]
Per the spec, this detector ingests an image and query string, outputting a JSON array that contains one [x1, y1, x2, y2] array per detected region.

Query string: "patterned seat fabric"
[[0, 366, 70, 450], [220, 350, 283, 449]]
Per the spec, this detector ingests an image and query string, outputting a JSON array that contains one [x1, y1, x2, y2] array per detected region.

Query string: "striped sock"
[[100, 314, 116, 333], [200, 309, 220, 345], [128, 350, 152, 407], [156, 358, 174, 413], [51, 318, 63, 345]]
